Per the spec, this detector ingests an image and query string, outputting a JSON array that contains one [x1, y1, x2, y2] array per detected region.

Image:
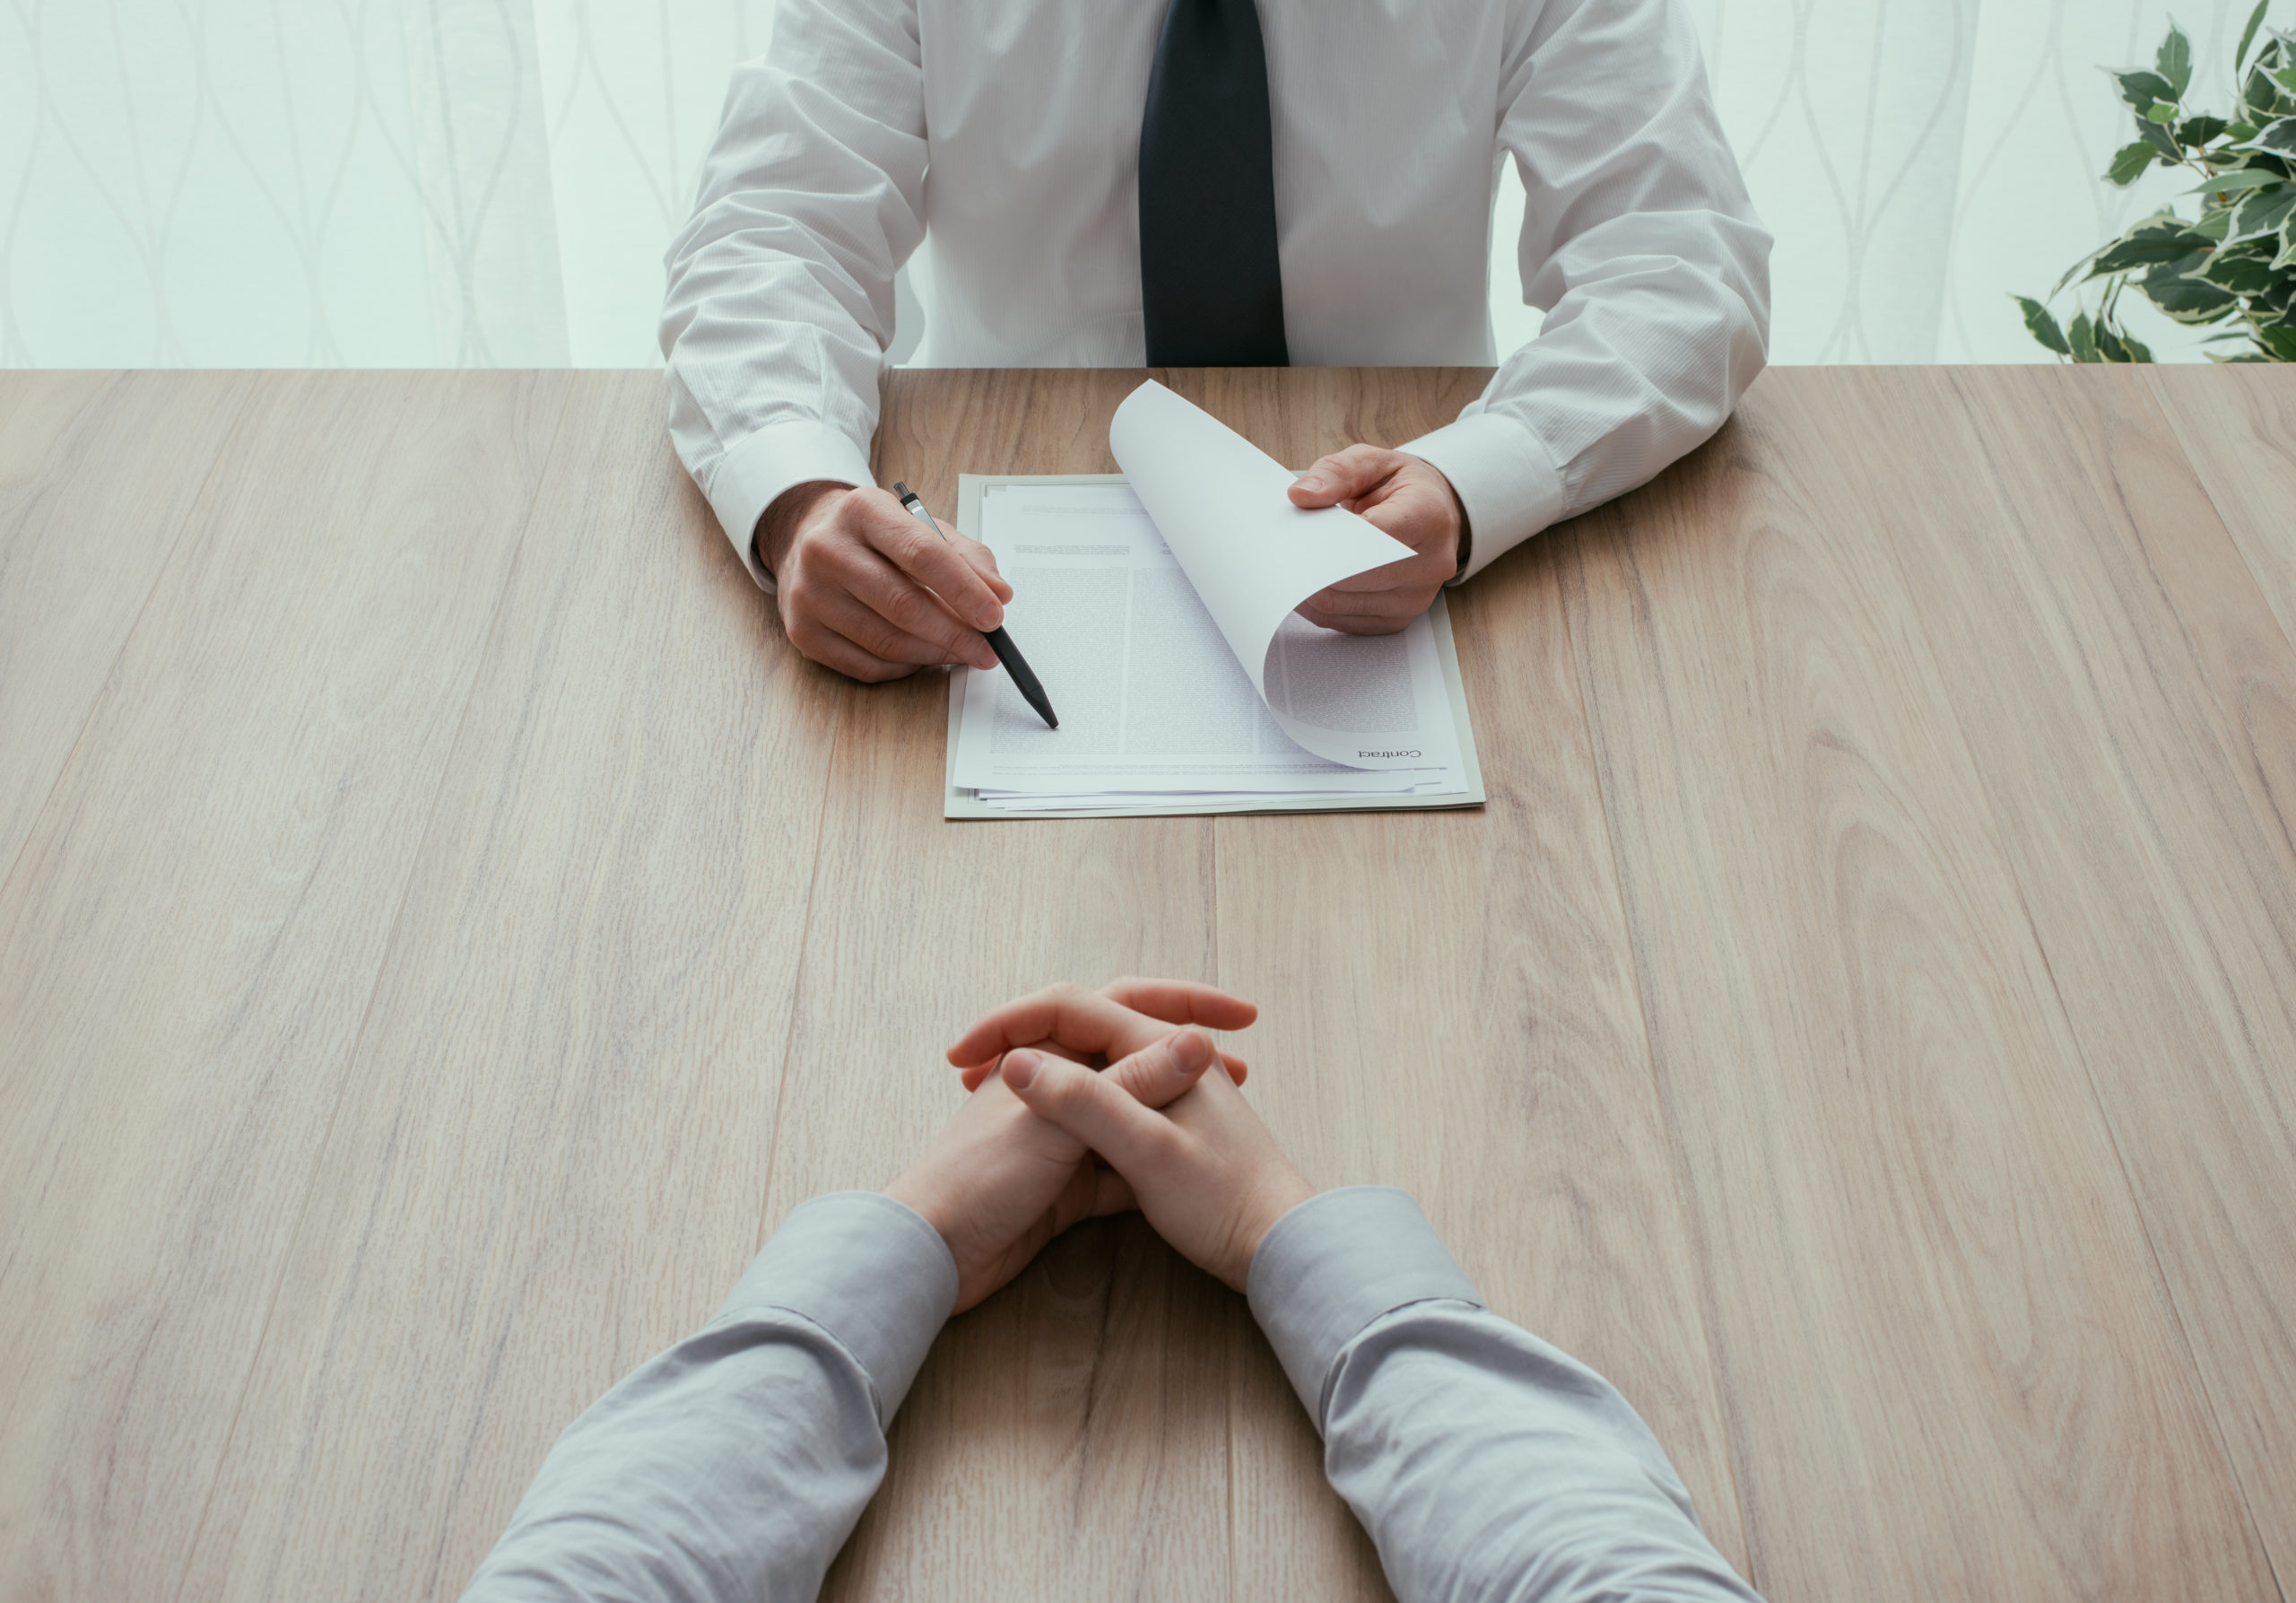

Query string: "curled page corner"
[[1107, 380, 1432, 770]]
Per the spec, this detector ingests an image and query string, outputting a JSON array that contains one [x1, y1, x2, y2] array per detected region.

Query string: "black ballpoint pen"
[[891, 481, 1059, 730]]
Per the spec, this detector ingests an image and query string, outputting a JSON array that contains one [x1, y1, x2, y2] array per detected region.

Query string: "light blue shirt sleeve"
[[465, 1185, 1757, 1602], [460, 1191, 957, 1603], [1248, 1186, 1762, 1603]]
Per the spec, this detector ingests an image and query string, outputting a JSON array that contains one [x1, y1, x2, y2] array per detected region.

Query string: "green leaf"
[[2179, 115, 2231, 146], [2278, 209, 2296, 266], [2256, 320, 2296, 359], [2014, 295, 2072, 355], [2197, 248, 2281, 292], [2142, 264, 2242, 322], [2093, 292, 2158, 362], [2196, 206, 2237, 240], [2229, 120, 2262, 140], [2109, 141, 2162, 185], [2159, 24, 2195, 99], [2116, 68, 2179, 111], [2238, 0, 2271, 74], [2235, 183, 2296, 238], [2140, 115, 2182, 158], [2068, 310, 2101, 362], [2189, 167, 2287, 193], [2259, 116, 2296, 151], [2148, 100, 2183, 125], [2244, 65, 2285, 119], [2088, 222, 2216, 278]]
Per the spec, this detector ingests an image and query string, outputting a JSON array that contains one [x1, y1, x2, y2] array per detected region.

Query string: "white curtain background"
[[0, 0, 2269, 369]]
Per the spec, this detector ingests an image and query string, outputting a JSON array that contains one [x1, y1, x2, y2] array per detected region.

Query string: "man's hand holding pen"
[[756, 480, 1012, 683]]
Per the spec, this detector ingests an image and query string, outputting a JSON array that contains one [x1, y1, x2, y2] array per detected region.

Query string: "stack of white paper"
[[948, 382, 1481, 818]]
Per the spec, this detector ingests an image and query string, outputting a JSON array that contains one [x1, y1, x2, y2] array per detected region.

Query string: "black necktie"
[[1137, 0, 1290, 367]]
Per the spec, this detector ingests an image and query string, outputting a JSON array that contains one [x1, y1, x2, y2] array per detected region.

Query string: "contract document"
[[945, 381, 1483, 819]]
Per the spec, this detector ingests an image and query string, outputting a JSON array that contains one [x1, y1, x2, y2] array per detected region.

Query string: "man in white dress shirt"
[[661, 0, 1770, 683]]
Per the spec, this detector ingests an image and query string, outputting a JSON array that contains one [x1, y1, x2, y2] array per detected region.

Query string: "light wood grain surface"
[[0, 370, 254, 879], [1, 365, 2291, 1603]]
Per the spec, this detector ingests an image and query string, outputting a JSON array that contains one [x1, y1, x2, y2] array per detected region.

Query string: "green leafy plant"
[[2017, 1, 2296, 362]]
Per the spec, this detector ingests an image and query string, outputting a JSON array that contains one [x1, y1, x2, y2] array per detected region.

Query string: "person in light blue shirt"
[[463, 980, 1761, 1603]]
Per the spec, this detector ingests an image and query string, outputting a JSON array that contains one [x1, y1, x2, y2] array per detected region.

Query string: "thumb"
[[1003, 1050, 1172, 1172], [1288, 448, 1388, 509], [1102, 1028, 1214, 1111]]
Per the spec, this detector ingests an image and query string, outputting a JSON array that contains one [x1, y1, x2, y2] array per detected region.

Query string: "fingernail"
[[976, 603, 1004, 630], [1297, 472, 1326, 492], [1001, 1049, 1040, 1089]]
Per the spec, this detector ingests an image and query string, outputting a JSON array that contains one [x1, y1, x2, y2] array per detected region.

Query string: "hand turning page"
[[1106, 380, 1431, 770], [947, 380, 1480, 816]]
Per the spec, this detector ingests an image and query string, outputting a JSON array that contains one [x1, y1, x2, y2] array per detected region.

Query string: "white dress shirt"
[[660, 0, 1770, 592], [464, 1187, 1761, 1601]]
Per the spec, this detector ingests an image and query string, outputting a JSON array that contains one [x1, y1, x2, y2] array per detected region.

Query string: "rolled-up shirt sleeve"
[[1248, 1187, 1761, 1603], [1403, 0, 1771, 582], [460, 1192, 958, 1603], [659, 0, 924, 589]]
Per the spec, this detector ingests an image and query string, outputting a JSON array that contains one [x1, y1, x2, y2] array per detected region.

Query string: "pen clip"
[[890, 481, 947, 541]]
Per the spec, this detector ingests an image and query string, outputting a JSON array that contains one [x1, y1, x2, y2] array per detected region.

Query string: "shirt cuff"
[[715, 1191, 958, 1425], [704, 420, 876, 593], [1246, 1186, 1484, 1430], [1399, 412, 1569, 584]]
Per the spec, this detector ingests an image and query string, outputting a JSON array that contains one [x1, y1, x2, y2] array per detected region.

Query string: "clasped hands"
[[885, 978, 1313, 1313], [761, 445, 1466, 684]]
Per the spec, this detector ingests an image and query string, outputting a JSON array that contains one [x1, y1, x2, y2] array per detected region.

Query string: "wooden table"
[[2, 365, 2292, 1602]]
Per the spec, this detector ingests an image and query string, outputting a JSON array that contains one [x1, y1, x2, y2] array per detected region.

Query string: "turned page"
[[1104, 379, 1457, 771]]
